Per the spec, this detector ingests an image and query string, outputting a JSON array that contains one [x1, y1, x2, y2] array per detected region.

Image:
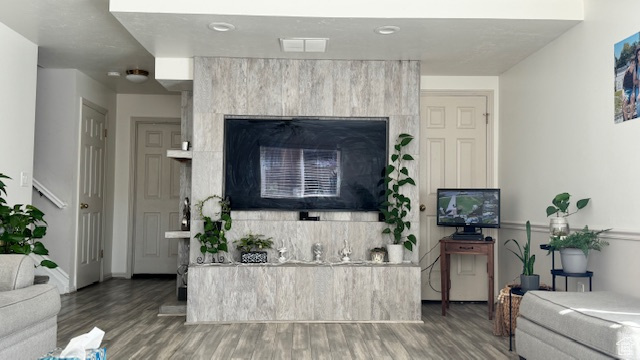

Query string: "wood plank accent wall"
[[190, 58, 421, 265]]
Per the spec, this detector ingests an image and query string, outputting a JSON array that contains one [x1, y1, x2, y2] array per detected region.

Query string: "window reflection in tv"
[[224, 116, 388, 211]]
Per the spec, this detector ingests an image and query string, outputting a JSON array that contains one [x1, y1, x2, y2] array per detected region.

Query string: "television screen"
[[436, 188, 500, 232], [224, 116, 388, 211]]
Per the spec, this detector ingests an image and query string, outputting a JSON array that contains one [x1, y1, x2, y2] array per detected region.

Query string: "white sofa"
[[0, 255, 61, 360], [516, 290, 640, 360]]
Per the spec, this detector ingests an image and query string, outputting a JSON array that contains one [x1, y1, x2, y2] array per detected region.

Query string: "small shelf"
[[165, 231, 190, 238], [167, 149, 192, 160]]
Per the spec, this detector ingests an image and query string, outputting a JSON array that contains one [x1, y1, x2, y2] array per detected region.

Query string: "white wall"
[[0, 22, 37, 205], [111, 94, 182, 277], [33, 69, 116, 291], [499, 0, 640, 295]]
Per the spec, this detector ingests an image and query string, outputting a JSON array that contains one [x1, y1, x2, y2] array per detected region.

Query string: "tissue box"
[[39, 347, 107, 360]]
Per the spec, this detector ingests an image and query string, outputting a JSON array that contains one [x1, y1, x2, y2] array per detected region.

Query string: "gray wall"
[[190, 58, 420, 264]]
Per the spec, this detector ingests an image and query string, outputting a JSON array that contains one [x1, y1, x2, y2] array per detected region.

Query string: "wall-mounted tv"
[[224, 116, 388, 211], [436, 188, 500, 239]]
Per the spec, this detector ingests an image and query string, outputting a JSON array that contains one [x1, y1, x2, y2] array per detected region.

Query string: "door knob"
[[80, 203, 89, 209], [419, 204, 426, 211]]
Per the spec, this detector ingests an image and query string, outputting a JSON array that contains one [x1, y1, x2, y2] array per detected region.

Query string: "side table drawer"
[[445, 242, 487, 254]]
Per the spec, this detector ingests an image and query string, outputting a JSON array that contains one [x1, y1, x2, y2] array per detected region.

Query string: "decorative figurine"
[[313, 243, 323, 262], [339, 239, 352, 262], [277, 245, 288, 263], [181, 197, 190, 231]]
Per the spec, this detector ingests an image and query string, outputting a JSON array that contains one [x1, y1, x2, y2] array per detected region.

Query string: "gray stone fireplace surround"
[[187, 57, 421, 322]]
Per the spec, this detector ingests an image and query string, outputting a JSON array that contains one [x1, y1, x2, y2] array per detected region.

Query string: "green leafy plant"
[[504, 221, 535, 275], [548, 226, 610, 255], [546, 192, 590, 217], [381, 133, 417, 251], [194, 195, 232, 256], [233, 233, 273, 253], [0, 173, 57, 268]]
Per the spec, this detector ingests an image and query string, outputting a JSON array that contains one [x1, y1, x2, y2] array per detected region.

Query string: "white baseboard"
[[110, 272, 131, 279], [30, 254, 73, 294]]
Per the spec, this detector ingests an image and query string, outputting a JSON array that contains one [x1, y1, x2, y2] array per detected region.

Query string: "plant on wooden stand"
[[0, 173, 57, 268], [504, 221, 538, 292], [380, 133, 417, 263], [194, 195, 232, 263]]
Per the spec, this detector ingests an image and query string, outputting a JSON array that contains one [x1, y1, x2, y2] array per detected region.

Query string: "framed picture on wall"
[[614, 32, 640, 123]]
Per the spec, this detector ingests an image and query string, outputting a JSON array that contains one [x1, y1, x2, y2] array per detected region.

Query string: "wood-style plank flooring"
[[57, 278, 518, 359]]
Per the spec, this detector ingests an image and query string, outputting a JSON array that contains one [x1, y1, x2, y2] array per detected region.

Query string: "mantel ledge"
[[189, 260, 418, 268]]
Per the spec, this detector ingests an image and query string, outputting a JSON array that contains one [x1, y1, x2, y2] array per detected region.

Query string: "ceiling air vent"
[[279, 38, 328, 53]]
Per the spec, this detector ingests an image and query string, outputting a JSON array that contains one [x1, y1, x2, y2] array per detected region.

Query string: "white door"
[[76, 102, 106, 289], [133, 122, 181, 274], [419, 93, 490, 301]]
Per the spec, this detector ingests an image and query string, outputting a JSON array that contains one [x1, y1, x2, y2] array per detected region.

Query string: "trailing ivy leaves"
[[194, 195, 232, 256], [380, 133, 417, 251], [0, 173, 57, 268]]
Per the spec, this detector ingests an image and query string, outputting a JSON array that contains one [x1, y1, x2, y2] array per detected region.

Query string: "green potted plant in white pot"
[[546, 192, 590, 237], [548, 225, 610, 273], [0, 173, 57, 268], [380, 133, 417, 263], [504, 221, 539, 292]]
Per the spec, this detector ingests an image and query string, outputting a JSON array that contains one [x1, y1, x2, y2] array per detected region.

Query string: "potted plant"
[[0, 173, 57, 268], [380, 133, 417, 263], [194, 195, 232, 263], [546, 192, 590, 236], [548, 226, 610, 273], [233, 233, 273, 263], [370, 247, 387, 263], [504, 221, 539, 292]]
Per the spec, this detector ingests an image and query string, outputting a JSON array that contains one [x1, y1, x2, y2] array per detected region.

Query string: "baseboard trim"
[[110, 272, 131, 279]]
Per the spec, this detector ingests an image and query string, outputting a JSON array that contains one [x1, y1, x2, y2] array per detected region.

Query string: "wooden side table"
[[440, 237, 495, 320]]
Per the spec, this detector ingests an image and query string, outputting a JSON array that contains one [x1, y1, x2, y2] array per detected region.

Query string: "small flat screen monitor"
[[436, 188, 500, 239]]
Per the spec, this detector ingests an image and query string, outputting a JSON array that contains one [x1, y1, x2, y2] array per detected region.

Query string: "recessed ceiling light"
[[208, 22, 236, 32], [374, 26, 400, 35], [107, 71, 121, 77]]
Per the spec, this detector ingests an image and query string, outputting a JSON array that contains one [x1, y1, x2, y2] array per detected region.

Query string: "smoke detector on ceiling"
[[280, 38, 328, 53]]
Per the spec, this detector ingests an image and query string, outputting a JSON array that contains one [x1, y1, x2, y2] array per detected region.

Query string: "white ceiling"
[[0, 0, 581, 95]]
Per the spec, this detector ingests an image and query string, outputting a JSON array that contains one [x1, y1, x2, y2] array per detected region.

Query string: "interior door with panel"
[[419, 93, 489, 301], [133, 121, 181, 274], [76, 102, 106, 289]]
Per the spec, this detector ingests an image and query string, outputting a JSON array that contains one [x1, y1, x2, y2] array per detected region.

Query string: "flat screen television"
[[436, 188, 500, 239], [224, 116, 388, 211]]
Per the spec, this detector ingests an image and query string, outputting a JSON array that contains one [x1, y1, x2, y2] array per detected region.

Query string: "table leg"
[[440, 243, 447, 316], [445, 254, 450, 309], [488, 244, 494, 320]]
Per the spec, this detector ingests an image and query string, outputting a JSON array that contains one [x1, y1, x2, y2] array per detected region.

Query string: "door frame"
[[419, 89, 498, 298], [74, 98, 108, 289], [126, 117, 181, 277]]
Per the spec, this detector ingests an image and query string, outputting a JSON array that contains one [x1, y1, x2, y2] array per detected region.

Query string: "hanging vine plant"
[[193, 195, 232, 262]]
